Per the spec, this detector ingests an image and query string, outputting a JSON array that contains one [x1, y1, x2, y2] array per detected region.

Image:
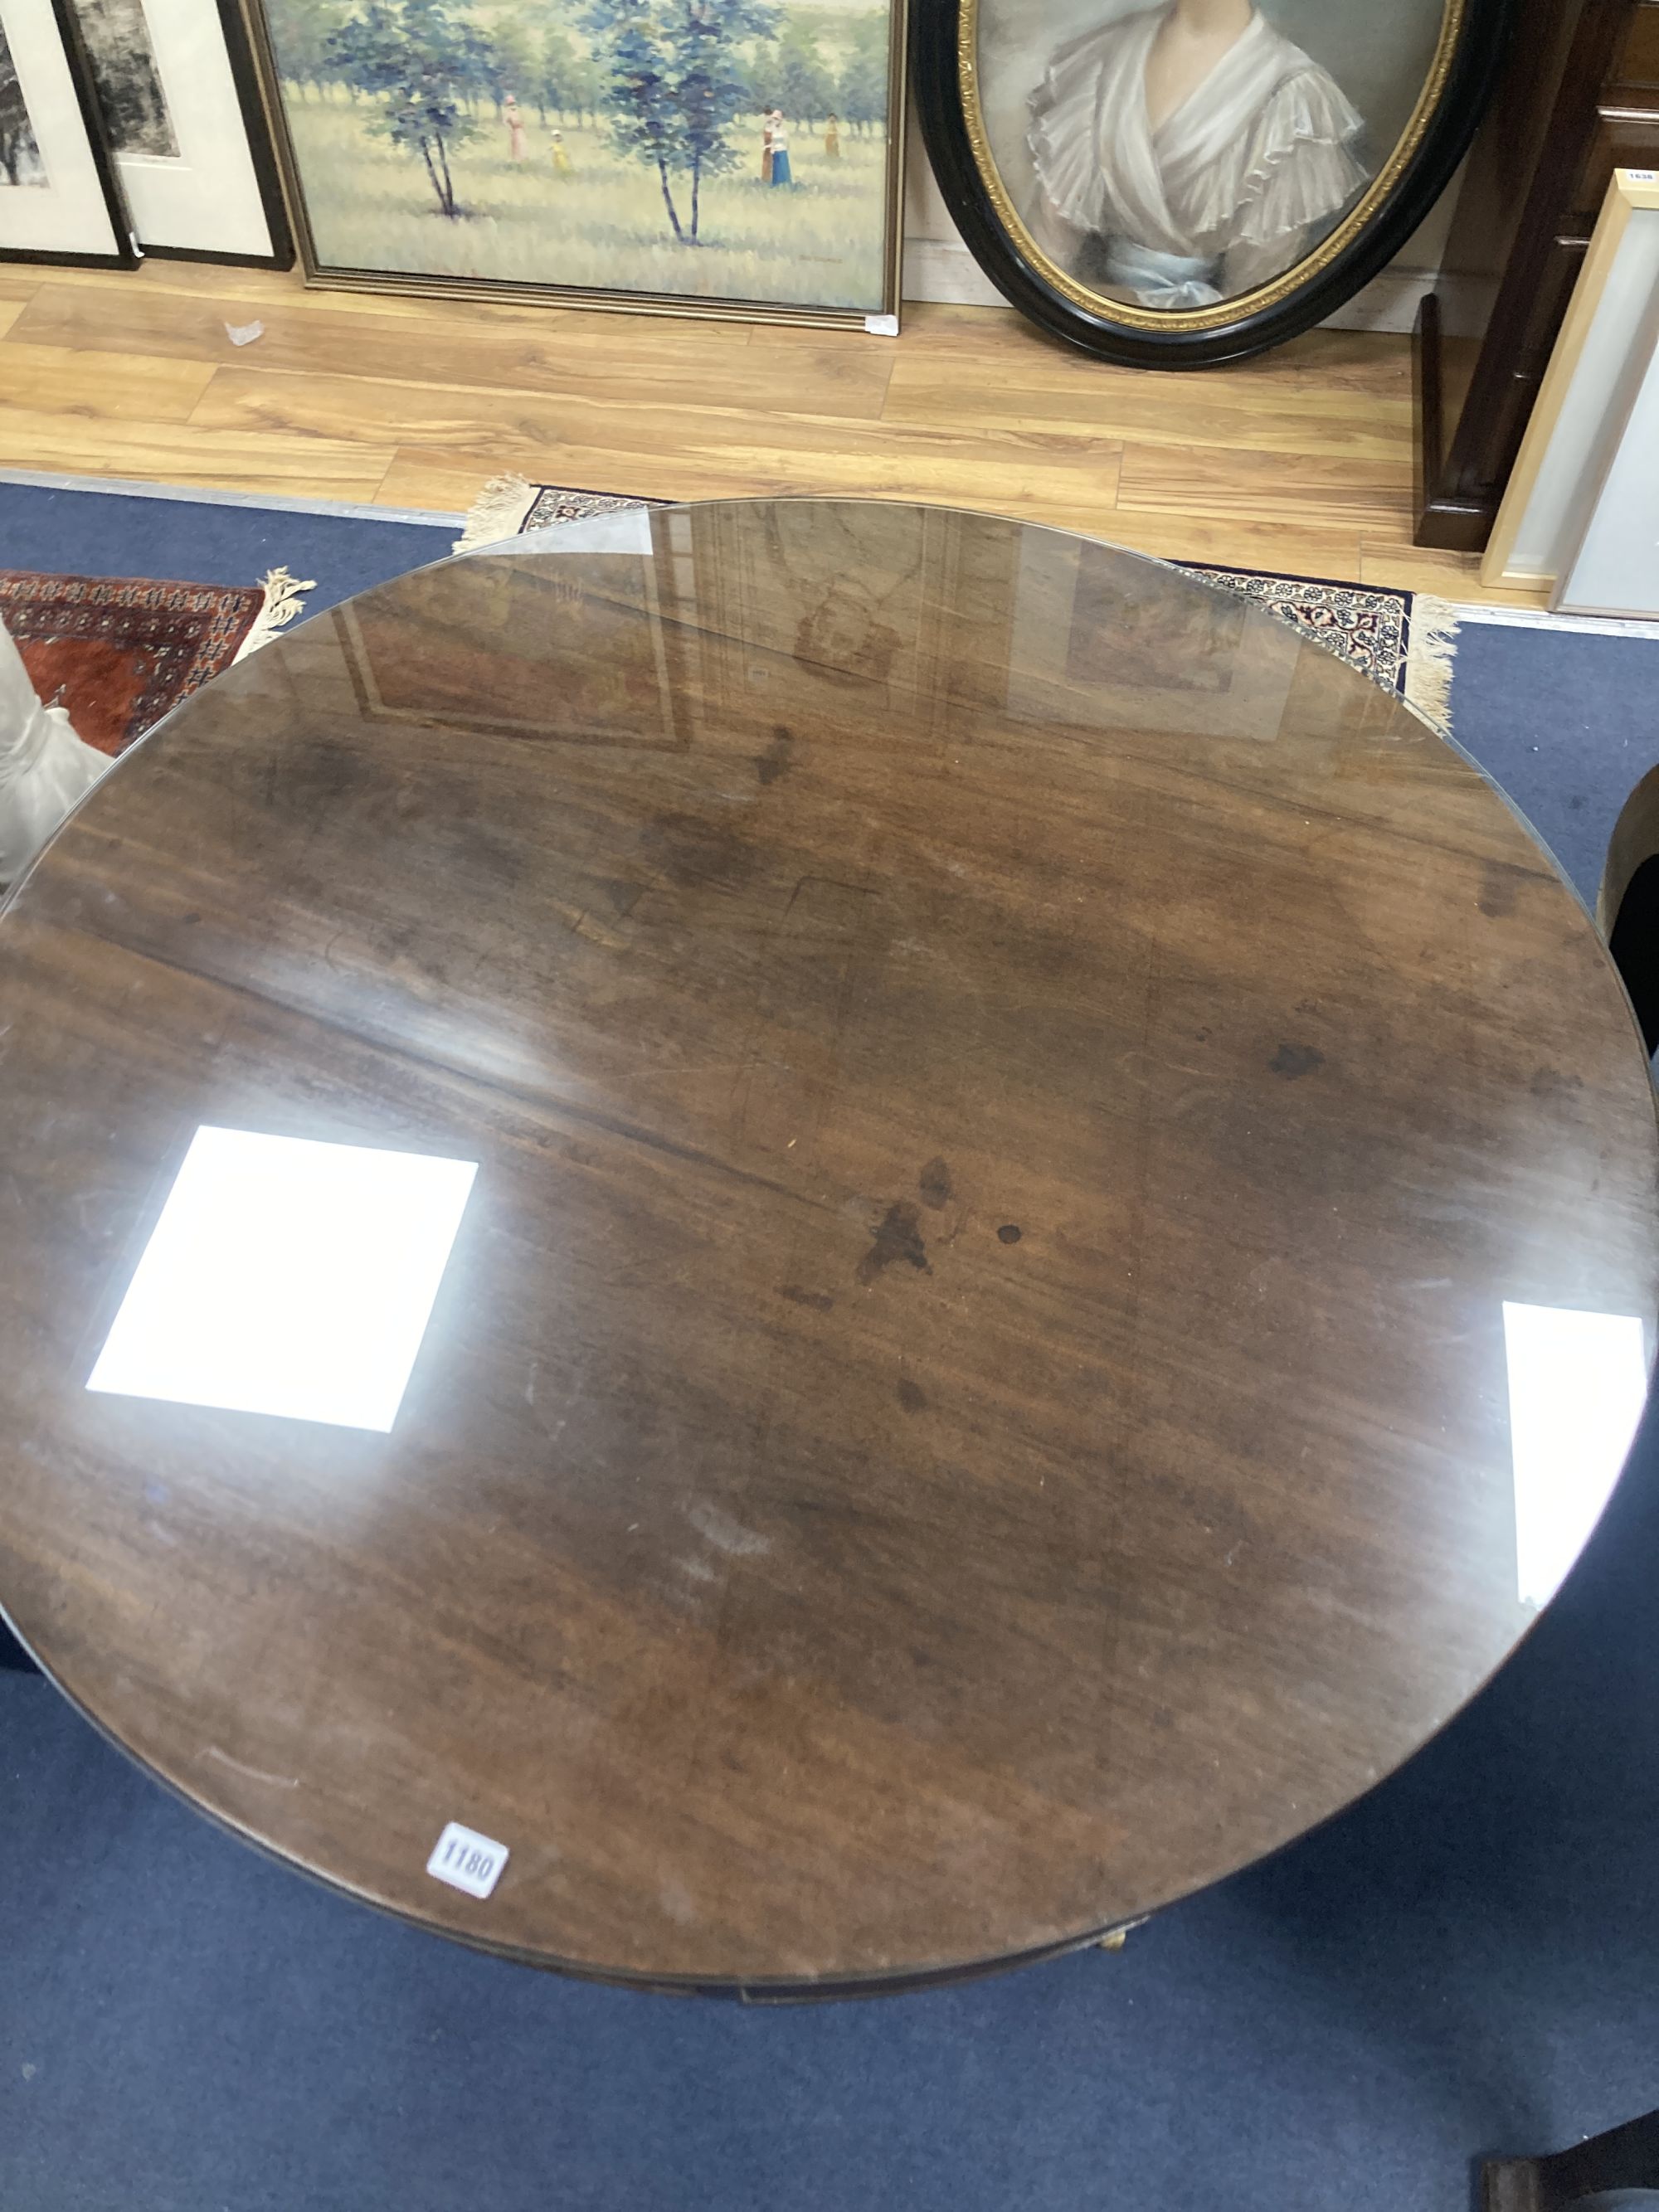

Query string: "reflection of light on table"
[[1502, 1300, 1648, 1607], [88, 1127, 476, 1432]]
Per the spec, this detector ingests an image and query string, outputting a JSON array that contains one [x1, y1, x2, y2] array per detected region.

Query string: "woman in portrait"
[[1027, 0, 1370, 308], [504, 91, 528, 163]]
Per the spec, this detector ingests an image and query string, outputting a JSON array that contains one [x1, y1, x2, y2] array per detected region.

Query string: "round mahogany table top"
[[1, 498, 1655, 1996]]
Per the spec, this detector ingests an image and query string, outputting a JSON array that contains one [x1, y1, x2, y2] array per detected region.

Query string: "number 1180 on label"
[[426, 1821, 509, 1899]]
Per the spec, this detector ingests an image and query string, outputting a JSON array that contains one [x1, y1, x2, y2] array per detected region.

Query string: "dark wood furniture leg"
[[1598, 762, 1659, 1052], [1481, 2108, 1659, 2210]]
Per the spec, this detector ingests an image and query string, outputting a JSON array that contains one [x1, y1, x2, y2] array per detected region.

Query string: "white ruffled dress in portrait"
[[1027, 4, 1370, 308]]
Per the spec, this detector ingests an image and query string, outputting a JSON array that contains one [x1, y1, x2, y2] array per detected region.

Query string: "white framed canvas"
[[71, 0, 291, 260], [0, 0, 135, 263], [1481, 168, 1659, 618]]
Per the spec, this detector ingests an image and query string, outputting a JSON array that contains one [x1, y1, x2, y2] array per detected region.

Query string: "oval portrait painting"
[[915, 0, 1512, 367]]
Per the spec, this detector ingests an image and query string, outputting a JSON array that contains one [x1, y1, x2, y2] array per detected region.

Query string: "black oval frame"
[[913, 0, 1514, 370]]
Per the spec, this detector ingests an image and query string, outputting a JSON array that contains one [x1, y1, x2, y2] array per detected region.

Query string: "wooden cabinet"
[[1414, 0, 1659, 549]]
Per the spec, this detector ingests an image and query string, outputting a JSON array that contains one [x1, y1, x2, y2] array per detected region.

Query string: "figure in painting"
[[761, 110, 774, 182], [768, 110, 791, 185], [825, 112, 841, 158], [1027, 0, 1370, 308], [550, 129, 571, 174], [504, 91, 528, 162]]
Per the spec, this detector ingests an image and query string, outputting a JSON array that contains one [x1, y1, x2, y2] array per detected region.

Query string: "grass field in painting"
[[286, 90, 890, 310]]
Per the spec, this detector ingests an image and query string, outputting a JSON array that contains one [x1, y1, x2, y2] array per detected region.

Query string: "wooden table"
[[0, 499, 1653, 1996]]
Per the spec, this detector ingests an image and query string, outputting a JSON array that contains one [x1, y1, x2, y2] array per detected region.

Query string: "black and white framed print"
[[1, 0, 134, 263], [914, 0, 1514, 368], [71, 0, 292, 261]]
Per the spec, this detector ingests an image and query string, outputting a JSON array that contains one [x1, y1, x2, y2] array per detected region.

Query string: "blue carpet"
[[0, 474, 458, 620], [2, 493, 1657, 2210], [1441, 614, 1659, 911]]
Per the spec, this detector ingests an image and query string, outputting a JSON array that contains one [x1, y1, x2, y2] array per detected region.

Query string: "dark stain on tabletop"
[[1530, 1066, 1584, 1101], [858, 1202, 932, 1285], [781, 1284, 834, 1311], [918, 1157, 953, 1210], [1270, 1043, 1324, 1080], [757, 726, 795, 786], [896, 1378, 927, 1412], [996, 1224, 1022, 1245], [1477, 859, 1524, 918]]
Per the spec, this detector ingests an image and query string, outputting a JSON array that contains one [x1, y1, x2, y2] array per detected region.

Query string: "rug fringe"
[[1405, 594, 1462, 734], [233, 567, 315, 662], [455, 472, 538, 553]]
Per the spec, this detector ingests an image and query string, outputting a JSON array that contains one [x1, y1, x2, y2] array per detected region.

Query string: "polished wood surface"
[[0, 499, 1652, 1993], [0, 256, 1549, 602]]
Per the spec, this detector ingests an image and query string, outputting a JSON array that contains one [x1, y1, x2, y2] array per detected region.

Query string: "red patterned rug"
[[0, 568, 309, 757]]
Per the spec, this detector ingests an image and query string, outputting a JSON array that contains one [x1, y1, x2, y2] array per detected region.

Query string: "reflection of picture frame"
[[333, 559, 684, 752], [915, 0, 1513, 368], [71, 0, 293, 262], [236, 0, 906, 328], [1, 0, 135, 265]]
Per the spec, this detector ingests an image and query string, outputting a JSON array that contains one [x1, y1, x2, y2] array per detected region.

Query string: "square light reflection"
[[1502, 1300, 1647, 1608], [87, 1127, 478, 1432]]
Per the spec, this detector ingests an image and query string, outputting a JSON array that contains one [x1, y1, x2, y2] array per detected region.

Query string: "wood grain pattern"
[[9, 286, 897, 421], [1073, 504, 1365, 579], [1117, 443, 1414, 532], [0, 500, 1651, 1994], [185, 364, 903, 459], [0, 260, 1521, 597], [1359, 539, 1550, 605], [0, 401, 393, 498], [881, 362, 1413, 460], [0, 341, 215, 424], [367, 425, 1126, 523]]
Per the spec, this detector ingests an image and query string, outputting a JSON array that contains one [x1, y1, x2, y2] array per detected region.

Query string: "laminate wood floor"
[[0, 260, 1536, 602]]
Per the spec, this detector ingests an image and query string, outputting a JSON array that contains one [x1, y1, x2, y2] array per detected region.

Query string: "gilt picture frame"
[[236, 0, 907, 328], [913, 0, 1514, 367]]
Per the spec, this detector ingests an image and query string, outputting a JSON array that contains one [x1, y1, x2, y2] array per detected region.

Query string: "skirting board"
[[899, 235, 1443, 335]]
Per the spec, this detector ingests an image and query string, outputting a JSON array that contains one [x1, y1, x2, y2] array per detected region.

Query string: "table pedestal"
[[1482, 2109, 1659, 2211]]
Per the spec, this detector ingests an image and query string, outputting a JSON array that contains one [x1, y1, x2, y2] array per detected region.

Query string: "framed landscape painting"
[[915, 0, 1513, 367], [241, 0, 906, 324]]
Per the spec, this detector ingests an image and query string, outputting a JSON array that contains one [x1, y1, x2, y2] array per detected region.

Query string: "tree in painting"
[[581, 0, 679, 232], [836, 12, 886, 134], [277, 0, 353, 97], [0, 24, 47, 186], [669, 0, 776, 238], [530, 28, 603, 124], [585, 0, 776, 242], [771, 17, 832, 127], [325, 0, 494, 214]]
